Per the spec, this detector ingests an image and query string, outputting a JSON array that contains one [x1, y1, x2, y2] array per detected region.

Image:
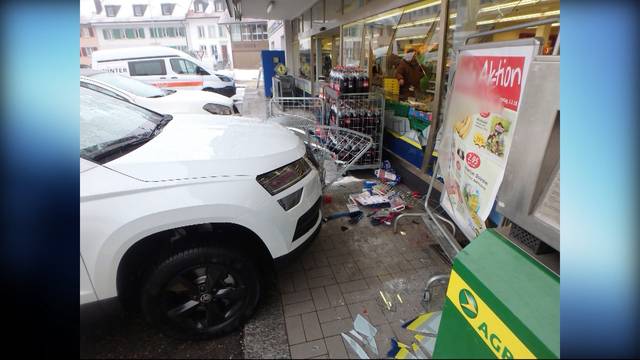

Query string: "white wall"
[[268, 20, 285, 50], [94, 22, 188, 50], [185, 18, 233, 68]]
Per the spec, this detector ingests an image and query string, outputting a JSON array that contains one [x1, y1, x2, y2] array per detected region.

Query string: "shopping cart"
[[267, 97, 373, 190]]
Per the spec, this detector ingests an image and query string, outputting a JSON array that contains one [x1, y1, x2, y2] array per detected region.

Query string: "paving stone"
[[282, 289, 312, 305], [284, 300, 316, 317], [302, 253, 319, 270], [343, 288, 379, 304], [359, 265, 390, 278], [316, 305, 351, 323], [278, 273, 295, 294], [311, 287, 330, 310], [325, 284, 346, 307], [285, 315, 306, 346], [327, 253, 352, 265], [289, 339, 327, 359], [338, 279, 369, 294], [348, 300, 388, 326], [306, 266, 333, 279], [325, 335, 349, 359], [292, 271, 309, 291], [307, 275, 337, 288], [301, 312, 323, 341], [363, 276, 382, 290], [332, 263, 364, 283], [320, 318, 353, 337], [313, 253, 329, 267]]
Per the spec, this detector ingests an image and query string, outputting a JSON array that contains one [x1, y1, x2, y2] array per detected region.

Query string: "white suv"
[[80, 85, 322, 339]]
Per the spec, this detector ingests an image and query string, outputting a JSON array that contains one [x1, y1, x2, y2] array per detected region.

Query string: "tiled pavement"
[[243, 175, 452, 359], [240, 88, 451, 359]]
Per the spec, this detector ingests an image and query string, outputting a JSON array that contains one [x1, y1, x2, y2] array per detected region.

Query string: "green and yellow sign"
[[447, 270, 536, 359]]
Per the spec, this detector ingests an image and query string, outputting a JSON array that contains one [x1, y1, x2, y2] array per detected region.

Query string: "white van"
[[92, 46, 236, 97]]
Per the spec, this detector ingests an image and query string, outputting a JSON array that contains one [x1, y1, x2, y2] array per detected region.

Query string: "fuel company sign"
[[447, 270, 536, 359]]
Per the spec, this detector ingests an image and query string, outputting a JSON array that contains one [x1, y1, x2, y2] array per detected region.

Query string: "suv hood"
[[106, 115, 305, 182], [158, 89, 234, 108]]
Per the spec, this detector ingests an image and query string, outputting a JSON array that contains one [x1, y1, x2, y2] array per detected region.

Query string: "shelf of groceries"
[[380, 76, 435, 170]]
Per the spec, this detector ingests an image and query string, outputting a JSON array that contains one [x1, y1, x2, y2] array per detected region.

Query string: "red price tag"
[[466, 152, 481, 169]]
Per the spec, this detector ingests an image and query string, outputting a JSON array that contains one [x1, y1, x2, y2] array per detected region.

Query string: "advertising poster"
[[439, 41, 538, 240]]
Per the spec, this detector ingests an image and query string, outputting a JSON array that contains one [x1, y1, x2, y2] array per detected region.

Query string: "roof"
[[81, 0, 192, 24]]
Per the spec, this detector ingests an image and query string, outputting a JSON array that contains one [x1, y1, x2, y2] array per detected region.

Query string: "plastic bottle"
[[362, 70, 369, 93]]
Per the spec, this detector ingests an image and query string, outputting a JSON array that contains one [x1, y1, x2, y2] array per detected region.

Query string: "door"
[[221, 45, 229, 66], [81, 255, 98, 304], [127, 59, 169, 87], [167, 57, 208, 90]]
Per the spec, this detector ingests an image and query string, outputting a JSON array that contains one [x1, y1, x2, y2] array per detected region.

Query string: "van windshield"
[[90, 72, 172, 98]]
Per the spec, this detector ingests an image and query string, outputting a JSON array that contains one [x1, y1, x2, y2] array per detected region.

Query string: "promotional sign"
[[439, 41, 538, 240]]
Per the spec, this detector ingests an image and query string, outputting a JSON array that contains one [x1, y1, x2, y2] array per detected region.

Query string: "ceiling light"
[[479, 0, 542, 13], [477, 10, 559, 25], [267, 1, 274, 14], [365, 0, 441, 24]]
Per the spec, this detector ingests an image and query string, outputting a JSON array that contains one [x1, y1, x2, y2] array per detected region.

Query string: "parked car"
[[80, 85, 322, 339], [91, 46, 236, 97], [81, 69, 238, 115]]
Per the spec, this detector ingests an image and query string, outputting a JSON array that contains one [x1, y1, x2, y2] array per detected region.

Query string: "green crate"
[[394, 102, 410, 117], [409, 117, 431, 132]]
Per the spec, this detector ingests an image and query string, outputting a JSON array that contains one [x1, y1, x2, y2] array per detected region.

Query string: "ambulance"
[[92, 46, 236, 97]]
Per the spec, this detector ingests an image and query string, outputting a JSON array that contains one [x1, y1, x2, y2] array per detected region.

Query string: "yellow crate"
[[384, 78, 399, 95]]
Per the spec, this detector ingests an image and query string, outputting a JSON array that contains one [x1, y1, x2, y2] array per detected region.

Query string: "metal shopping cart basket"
[[267, 97, 372, 190]]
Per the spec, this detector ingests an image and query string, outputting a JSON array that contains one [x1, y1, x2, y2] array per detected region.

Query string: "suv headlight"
[[203, 103, 233, 115], [256, 158, 311, 195], [217, 75, 232, 82]]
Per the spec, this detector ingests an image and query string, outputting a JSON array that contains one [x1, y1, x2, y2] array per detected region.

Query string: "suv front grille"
[[293, 197, 321, 242]]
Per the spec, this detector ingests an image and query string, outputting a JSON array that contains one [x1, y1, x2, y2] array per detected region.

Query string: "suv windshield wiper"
[[83, 134, 152, 163], [153, 114, 173, 135], [147, 89, 176, 98]]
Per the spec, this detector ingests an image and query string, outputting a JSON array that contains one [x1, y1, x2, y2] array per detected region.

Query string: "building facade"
[[80, 22, 99, 67], [81, 0, 269, 69], [267, 20, 285, 50], [218, 12, 269, 69], [185, 0, 234, 70]]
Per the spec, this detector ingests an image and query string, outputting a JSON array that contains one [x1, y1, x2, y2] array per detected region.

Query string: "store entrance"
[[313, 27, 340, 84]]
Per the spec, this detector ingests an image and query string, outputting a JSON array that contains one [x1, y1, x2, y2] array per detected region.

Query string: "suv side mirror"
[[196, 67, 210, 76]]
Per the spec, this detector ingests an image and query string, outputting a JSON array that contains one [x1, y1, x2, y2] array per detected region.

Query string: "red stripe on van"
[[152, 81, 204, 88]]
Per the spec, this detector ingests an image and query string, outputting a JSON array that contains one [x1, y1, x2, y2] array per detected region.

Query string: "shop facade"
[[270, 0, 559, 187]]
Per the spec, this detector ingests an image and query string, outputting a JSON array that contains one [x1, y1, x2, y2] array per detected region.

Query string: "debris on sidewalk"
[[340, 314, 381, 358], [403, 311, 442, 334], [354, 314, 379, 356], [341, 332, 370, 359]]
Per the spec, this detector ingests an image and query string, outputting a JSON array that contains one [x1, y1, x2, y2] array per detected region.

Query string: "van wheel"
[[141, 247, 260, 340]]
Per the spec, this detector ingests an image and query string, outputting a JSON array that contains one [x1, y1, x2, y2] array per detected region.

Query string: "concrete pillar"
[[283, 20, 294, 72]]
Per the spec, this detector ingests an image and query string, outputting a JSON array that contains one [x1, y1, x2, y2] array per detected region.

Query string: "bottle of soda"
[[362, 70, 369, 93], [355, 69, 364, 93], [347, 68, 355, 93], [339, 67, 348, 94]]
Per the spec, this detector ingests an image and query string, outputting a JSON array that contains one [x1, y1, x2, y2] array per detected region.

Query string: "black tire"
[[141, 247, 260, 340]]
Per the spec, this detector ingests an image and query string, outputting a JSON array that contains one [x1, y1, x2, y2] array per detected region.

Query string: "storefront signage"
[[439, 41, 538, 239]]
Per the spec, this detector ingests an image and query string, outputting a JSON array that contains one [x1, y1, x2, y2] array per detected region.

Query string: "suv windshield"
[[80, 86, 171, 163], [90, 72, 174, 98]]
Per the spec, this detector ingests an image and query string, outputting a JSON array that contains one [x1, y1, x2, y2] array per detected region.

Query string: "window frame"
[[132, 4, 146, 17], [161, 3, 175, 16], [105, 5, 120, 17], [128, 59, 168, 76]]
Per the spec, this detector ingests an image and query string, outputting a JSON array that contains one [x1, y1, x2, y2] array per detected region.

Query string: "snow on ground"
[[232, 69, 260, 81]]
